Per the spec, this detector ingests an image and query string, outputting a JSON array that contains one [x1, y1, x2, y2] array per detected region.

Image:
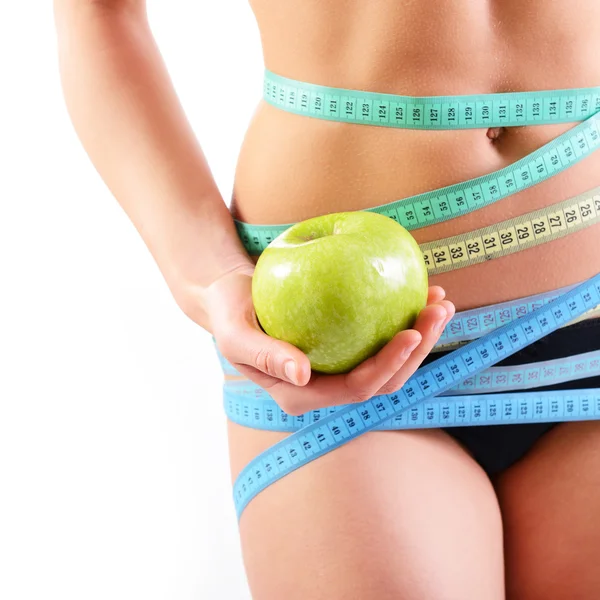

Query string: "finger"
[[333, 326, 421, 408], [205, 269, 310, 386], [403, 300, 455, 366], [226, 300, 455, 415], [254, 327, 424, 415], [265, 300, 455, 413], [232, 362, 327, 418], [375, 300, 455, 395], [427, 285, 446, 305], [219, 320, 311, 386], [280, 292, 447, 395], [234, 362, 287, 391]]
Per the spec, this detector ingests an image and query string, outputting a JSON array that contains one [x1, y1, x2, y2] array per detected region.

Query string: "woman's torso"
[[231, 0, 600, 311]]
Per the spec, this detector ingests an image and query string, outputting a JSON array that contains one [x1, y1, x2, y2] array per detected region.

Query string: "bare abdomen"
[[232, 0, 600, 310]]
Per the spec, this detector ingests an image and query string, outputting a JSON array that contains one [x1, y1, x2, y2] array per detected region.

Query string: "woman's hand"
[[204, 265, 455, 416]]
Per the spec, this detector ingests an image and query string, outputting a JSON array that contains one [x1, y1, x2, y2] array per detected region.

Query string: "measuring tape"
[[434, 283, 600, 352], [236, 185, 600, 284], [216, 278, 600, 366], [223, 73, 600, 517], [437, 349, 600, 395], [235, 111, 600, 253], [422, 187, 600, 275], [212, 282, 600, 357], [224, 388, 600, 433], [228, 274, 600, 517], [235, 74, 600, 254], [221, 349, 600, 397], [264, 69, 600, 130]]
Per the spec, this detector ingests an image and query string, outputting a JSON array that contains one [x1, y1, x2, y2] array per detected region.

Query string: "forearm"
[[53, 1, 252, 331]]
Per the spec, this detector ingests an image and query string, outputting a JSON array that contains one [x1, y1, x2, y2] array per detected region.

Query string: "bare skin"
[[54, 1, 600, 599], [229, 2, 600, 598], [235, 0, 600, 310]]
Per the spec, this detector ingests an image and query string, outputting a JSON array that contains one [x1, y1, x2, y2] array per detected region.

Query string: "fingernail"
[[284, 360, 299, 385], [401, 339, 421, 359], [434, 317, 447, 334]]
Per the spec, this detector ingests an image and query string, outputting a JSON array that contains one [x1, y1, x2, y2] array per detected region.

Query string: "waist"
[[231, 104, 600, 312]]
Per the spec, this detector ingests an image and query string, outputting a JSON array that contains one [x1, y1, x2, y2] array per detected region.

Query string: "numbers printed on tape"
[[264, 70, 600, 129], [221, 349, 600, 404], [421, 188, 600, 275], [224, 389, 600, 432], [227, 275, 600, 517], [234, 71, 600, 254], [221, 72, 600, 518], [235, 119, 600, 253]]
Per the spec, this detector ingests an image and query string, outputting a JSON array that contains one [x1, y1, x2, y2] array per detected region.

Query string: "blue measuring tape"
[[221, 350, 600, 398], [224, 389, 600, 432], [222, 346, 600, 434], [434, 282, 600, 349], [227, 275, 600, 518], [223, 72, 600, 518]]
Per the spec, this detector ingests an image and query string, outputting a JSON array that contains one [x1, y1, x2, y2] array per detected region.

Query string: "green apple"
[[251, 211, 428, 374]]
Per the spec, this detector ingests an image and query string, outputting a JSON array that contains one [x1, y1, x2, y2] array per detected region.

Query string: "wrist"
[[169, 255, 256, 332]]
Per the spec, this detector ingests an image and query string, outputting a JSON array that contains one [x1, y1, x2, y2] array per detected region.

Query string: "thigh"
[[228, 422, 505, 600], [496, 421, 600, 600]]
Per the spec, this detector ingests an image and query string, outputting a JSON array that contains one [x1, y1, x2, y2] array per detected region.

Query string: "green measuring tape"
[[223, 71, 600, 518], [234, 71, 600, 255], [264, 69, 600, 129]]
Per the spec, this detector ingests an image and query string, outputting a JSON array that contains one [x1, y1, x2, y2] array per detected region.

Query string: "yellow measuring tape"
[[422, 187, 600, 275], [225, 72, 600, 517]]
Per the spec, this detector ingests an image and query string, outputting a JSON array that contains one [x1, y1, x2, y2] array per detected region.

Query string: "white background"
[[0, 2, 262, 598]]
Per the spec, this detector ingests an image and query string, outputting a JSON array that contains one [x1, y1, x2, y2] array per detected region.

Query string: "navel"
[[486, 126, 505, 142]]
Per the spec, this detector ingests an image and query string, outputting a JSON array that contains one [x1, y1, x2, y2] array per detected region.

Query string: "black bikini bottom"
[[420, 316, 600, 478]]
